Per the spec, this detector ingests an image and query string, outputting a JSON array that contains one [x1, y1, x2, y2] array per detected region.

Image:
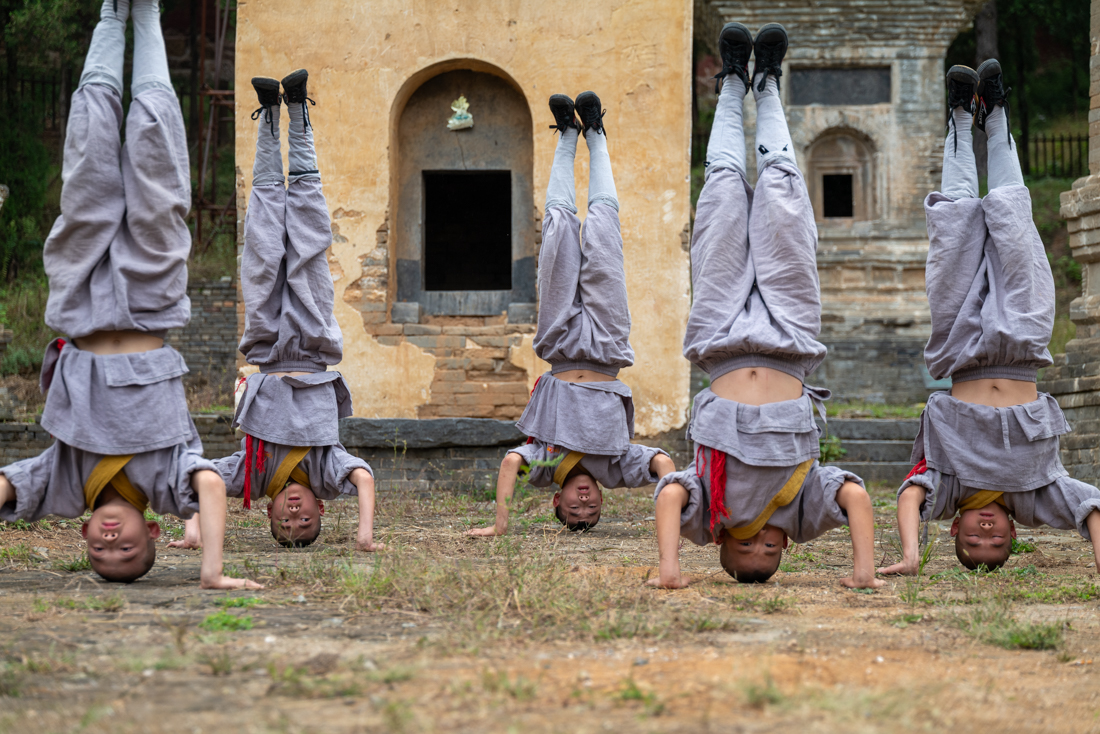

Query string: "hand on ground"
[[877, 561, 918, 576], [841, 576, 886, 590], [167, 532, 201, 550], [646, 573, 691, 589], [465, 525, 505, 537], [356, 537, 385, 552], [201, 575, 263, 590]]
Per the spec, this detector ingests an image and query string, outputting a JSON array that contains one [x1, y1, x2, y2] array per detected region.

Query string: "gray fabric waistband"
[[709, 354, 806, 382], [951, 365, 1038, 384], [260, 361, 326, 374], [549, 361, 620, 378]]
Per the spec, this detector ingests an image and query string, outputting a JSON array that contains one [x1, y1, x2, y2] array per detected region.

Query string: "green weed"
[[1011, 538, 1037, 555], [618, 677, 664, 715], [215, 596, 264, 609], [482, 670, 537, 702], [951, 599, 1065, 650], [743, 675, 784, 709], [198, 610, 253, 632]]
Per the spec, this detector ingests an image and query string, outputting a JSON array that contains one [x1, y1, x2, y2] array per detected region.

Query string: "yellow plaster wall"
[[235, 0, 693, 435]]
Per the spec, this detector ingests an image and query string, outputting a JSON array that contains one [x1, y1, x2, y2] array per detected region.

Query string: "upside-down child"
[[882, 61, 1100, 575], [650, 23, 881, 589], [174, 70, 380, 552], [466, 91, 675, 536], [0, 0, 258, 588]]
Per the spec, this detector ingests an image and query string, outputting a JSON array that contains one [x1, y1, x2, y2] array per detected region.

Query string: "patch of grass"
[[819, 435, 846, 463], [482, 670, 537, 702], [215, 596, 264, 609], [51, 593, 125, 613], [762, 596, 798, 614], [951, 599, 1065, 650], [197, 646, 234, 676], [0, 543, 40, 566], [1011, 538, 1037, 555], [743, 675, 784, 710], [198, 610, 254, 632], [618, 677, 664, 715], [51, 552, 91, 573]]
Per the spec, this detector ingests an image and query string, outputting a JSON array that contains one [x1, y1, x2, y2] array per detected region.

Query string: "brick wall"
[[165, 278, 239, 398]]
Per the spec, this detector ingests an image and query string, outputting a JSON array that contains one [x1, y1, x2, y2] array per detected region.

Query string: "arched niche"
[[391, 63, 535, 319], [805, 129, 876, 223]]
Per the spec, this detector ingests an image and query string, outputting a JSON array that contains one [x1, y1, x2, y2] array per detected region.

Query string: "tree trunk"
[[189, 0, 199, 146], [58, 63, 72, 157], [973, 1, 998, 180]]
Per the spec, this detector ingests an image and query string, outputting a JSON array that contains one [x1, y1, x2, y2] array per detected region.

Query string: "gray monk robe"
[[655, 104, 858, 544], [512, 202, 667, 486], [900, 467, 1100, 541], [910, 185, 1074, 494], [0, 83, 214, 519], [223, 106, 369, 507]]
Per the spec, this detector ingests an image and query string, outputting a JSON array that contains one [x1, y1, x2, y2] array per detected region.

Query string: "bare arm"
[[647, 482, 690, 589], [836, 481, 885, 589], [352, 468, 383, 552], [194, 469, 262, 590], [466, 452, 523, 537], [650, 453, 676, 480], [1088, 510, 1100, 574], [879, 484, 927, 576], [0, 474, 12, 510]]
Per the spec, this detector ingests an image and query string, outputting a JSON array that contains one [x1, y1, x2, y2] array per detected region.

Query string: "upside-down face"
[[268, 483, 325, 545], [952, 504, 1015, 570], [719, 525, 788, 583], [553, 473, 603, 529], [82, 502, 160, 582]]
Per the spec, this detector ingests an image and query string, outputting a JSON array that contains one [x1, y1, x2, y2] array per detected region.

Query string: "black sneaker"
[[751, 23, 788, 94], [281, 68, 316, 128], [713, 22, 752, 95], [975, 58, 1010, 133], [574, 91, 606, 138], [250, 76, 281, 137], [945, 65, 979, 154], [548, 94, 580, 135]]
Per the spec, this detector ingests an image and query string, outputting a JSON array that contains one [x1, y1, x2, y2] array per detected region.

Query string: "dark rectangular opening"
[[790, 67, 891, 106], [822, 174, 854, 218], [424, 170, 512, 291]]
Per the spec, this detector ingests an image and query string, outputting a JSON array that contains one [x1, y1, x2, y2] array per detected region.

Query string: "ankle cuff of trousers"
[[550, 361, 619, 378], [951, 365, 1038, 384]]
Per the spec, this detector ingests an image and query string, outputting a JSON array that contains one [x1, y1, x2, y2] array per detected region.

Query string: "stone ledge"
[[340, 418, 525, 449]]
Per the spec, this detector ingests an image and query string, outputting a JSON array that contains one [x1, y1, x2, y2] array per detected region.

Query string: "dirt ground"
[[2, 483, 1099, 733]]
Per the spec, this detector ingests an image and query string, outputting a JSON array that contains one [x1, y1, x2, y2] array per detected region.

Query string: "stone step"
[[827, 461, 914, 487], [833, 439, 914, 463]]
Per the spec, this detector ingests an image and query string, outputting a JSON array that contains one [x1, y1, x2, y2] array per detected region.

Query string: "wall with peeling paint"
[[235, 0, 693, 434]]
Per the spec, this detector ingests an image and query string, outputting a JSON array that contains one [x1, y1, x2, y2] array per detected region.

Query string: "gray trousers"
[[532, 203, 634, 376], [43, 84, 191, 338], [684, 163, 826, 382], [924, 185, 1055, 382], [238, 181, 343, 371]]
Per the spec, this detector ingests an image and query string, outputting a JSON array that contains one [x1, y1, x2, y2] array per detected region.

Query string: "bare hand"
[[646, 573, 691, 589], [168, 528, 202, 550], [841, 576, 886, 590], [356, 536, 385, 552], [877, 560, 918, 576], [201, 575, 263, 590], [465, 525, 505, 537]]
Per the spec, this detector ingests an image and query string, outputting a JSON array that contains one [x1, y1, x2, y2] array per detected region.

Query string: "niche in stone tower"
[[805, 130, 876, 222], [394, 66, 536, 320]]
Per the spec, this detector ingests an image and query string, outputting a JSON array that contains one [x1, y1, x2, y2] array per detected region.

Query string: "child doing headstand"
[[175, 71, 380, 552], [0, 0, 258, 589], [467, 92, 675, 536], [882, 62, 1100, 575], [650, 23, 881, 589]]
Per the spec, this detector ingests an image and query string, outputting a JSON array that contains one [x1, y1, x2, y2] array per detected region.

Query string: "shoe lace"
[[251, 103, 278, 138], [945, 83, 975, 156], [713, 41, 750, 94], [287, 95, 316, 130], [755, 45, 784, 93], [579, 106, 606, 137]]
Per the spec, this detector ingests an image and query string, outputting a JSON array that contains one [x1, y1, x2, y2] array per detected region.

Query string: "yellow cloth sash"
[[726, 459, 814, 540], [83, 455, 149, 514], [552, 450, 586, 487], [957, 490, 1006, 512], [265, 446, 312, 499]]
